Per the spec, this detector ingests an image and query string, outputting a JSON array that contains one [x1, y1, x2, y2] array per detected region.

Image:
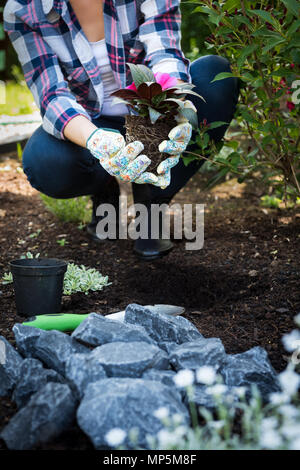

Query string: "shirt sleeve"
[[3, 6, 92, 141], [138, 0, 191, 83]]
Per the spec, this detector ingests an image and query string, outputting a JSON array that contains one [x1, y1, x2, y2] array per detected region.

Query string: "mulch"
[[0, 153, 299, 449]]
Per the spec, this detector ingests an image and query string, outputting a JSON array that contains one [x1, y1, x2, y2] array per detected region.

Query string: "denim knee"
[[191, 54, 239, 95]]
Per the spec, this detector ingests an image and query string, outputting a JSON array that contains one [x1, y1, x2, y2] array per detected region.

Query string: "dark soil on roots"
[[125, 115, 176, 172], [0, 153, 299, 450]]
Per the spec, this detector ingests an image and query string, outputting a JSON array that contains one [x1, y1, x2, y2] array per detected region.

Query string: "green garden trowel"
[[22, 305, 185, 332]]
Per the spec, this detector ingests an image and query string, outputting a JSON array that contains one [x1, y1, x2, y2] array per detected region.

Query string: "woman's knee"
[[22, 126, 79, 198], [191, 54, 231, 78], [190, 54, 239, 97]]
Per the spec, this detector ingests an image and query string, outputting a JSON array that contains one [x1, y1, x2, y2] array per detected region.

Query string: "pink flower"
[[126, 82, 137, 92], [154, 72, 178, 90], [125, 71, 178, 92]]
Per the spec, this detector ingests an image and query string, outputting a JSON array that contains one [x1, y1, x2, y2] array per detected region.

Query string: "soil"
[[124, 115, 176, 172], [0, 152, 299, 450]]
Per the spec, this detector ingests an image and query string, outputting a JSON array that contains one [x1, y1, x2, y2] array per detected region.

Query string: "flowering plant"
[[110, 64, 202, 128]]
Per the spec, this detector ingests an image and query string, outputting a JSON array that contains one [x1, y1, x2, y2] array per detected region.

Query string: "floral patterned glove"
[[134, 121, 193, 189], [86, 128, 154, 182]]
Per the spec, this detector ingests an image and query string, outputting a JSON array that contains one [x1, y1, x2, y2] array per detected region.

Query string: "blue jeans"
[[23, 55, 240, 204]]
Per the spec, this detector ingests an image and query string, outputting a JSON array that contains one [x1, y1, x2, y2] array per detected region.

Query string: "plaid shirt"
[[4, 0, 191, 140]]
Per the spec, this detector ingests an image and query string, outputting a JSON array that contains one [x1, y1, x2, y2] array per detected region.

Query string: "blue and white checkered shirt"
[[4, 0, 191, 140]]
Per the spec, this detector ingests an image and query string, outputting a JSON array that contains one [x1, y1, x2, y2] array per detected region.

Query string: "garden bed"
[[0, 154, 299, 449]]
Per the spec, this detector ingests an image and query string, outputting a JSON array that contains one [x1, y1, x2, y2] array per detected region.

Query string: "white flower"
[[294, 314, 300, 327], [290, 437, 300, 450], [196, 366, 216, 385], [269, 392, 290, 405], [174, 425, 188, 438], [281, 424, 300, 440], [209, 420, 225, 430], [207, 384, 227, 396], [233, 386, 247, 398], [261, 417, 278, 432], [172, 413, 184, 425], [173, 369, 194, 388], [154, 407, 169, 420], [260, 430, 282, 449], [279, 368, 300, 396], [279, 404, 299, 420], [282, 329, 300, 352], [157, 429, 176, 448], [105, 428, 126, 447]]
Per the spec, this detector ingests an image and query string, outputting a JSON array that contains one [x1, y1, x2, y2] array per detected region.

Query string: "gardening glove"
[[86, 128, 155, 183], [135, 122, 193, 189]]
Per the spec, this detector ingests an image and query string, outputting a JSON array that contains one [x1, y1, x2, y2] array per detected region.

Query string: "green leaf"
[[180, 108, 198, 129], [282, 0, 300, 17], [182, 155, 198, 166], [262, 38, 285, 54], [286, 19, 300, 37], [149, 107, 162, 124], [111, 97, 130, 107], [250, 9, 278, 27], [223, 0, 240, 13], [210, 72, 235, 83], [172, 89, 206, 101], [127, 63, 155, 88], [207, 121, 229, 130], [164, 98, 185, 107], [237, 44, 258, 69], [151, 92, 167, 107]]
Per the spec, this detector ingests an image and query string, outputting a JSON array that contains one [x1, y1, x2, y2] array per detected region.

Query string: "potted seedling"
[[110, 64, 203, 172]]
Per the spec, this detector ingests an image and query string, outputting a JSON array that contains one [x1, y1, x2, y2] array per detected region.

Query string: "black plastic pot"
[[10, 258, 68, 317]]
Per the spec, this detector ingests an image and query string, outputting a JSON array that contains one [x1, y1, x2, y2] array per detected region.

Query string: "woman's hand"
[[86, 128, 158, 182], [135, 121, 193, 189]]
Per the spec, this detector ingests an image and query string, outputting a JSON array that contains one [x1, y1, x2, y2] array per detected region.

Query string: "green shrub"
[[40, 194, 92, 224], [184, 0, 300, 198]]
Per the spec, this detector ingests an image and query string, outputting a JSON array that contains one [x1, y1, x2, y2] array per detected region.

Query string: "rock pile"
[[0, 304, 280, 449]]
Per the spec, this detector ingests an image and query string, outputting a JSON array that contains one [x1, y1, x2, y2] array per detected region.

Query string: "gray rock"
[[72, 313, 155, 347], [65, 353, 107, 398], [1, 382, 77, 450], [219, 346, 280, 400], [157, 341, 180, 354], [90, 341, 170, 378], [0, 336, 23, 397], [13, 324, 41, 357], [12, 358, 66, 408], [142, 369, 177, 388], [77, 378, 189, 449], [125, 304, 203, 345], [14, 325, 89, 375], [170, 338, 226, 371], [184, 384, 238, 411]]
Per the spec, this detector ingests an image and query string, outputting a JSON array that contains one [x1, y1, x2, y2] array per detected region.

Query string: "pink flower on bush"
[[126, 71, 178, 91], [287, 101, 295, 111]]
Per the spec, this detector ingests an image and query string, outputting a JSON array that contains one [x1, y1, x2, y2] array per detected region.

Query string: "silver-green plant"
[[63, 263, 110, 296]]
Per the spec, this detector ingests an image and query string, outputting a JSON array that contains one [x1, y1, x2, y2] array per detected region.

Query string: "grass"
[[40, 194, 92, 224]]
